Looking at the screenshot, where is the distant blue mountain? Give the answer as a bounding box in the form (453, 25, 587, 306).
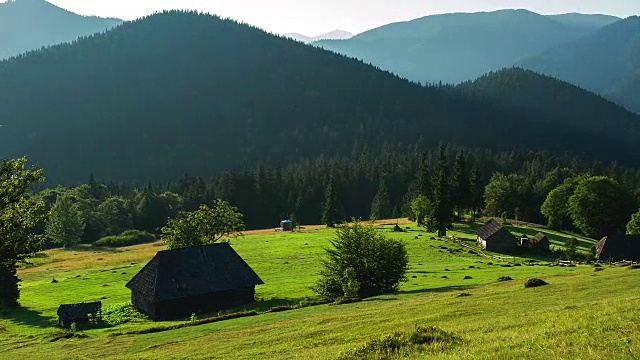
(315, 10, 618, 84)
(0, 0, 122, 59)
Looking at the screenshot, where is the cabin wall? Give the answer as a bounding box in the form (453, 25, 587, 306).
(153, 287, 257, 320)
(132, 290, 155, 318)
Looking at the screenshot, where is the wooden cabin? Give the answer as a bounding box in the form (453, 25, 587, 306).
(57, 302, 102, 328)
(530, 233, 551, 252)
(595, 235, 640, 262)
(126, 243, 264, 320)
(476, 220, 517, 253)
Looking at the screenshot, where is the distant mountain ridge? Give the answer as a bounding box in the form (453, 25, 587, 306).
(285, 29, 353, 43)
(315, 10, 619, 84)
(519, 16, 640, 113)
(0, 0, 122, 59)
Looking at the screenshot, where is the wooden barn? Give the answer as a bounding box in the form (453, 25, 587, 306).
(57, 302, 102, 328)
(531, 233, 551, 252)
(476, 220, 517, 253)
(595, 235, 640, 262)
(126, 243, 264, 320)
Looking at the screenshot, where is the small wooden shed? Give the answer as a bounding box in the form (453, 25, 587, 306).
(126, 243, 264, 320)
(530, 233, 551, 252)
(280, 220, 293, 231)
(476, 220, 517, 253)
(595, 235, 640, 262)
(519, 234, 530, 247)
(57, 302, 102, 328)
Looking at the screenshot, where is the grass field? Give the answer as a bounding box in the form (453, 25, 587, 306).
(2, 220, 638, 359)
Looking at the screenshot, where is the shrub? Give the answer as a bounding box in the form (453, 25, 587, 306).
(103, 303, 148, 325)
(337, 326, 458, 360)
(524, 278, 548, 288)
(313, 221, 408, 301)
(94, 230, 156, 247)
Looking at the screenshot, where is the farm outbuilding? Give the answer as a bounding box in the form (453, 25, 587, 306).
(126, 243, 264, 320)
(519, 234, 530, 247)
(595, 235, 640, 262)
(476, 220, 517, 253)
(57, 302, 102, 328)
(280, 220, 293, 231)
(531, 233, 551, 252)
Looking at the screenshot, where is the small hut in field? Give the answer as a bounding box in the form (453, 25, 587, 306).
(57, 302, 102, 328)
(595, 235, 640, 262)
(530, 233, 551, 252)
(476, 220, 517, 253)
(126, 243, 264, 320)
(280, 220, 293, 231)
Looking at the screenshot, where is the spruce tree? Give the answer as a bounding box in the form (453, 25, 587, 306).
(427, 145, 452, 237)
(370, 178, 391, 221)
(451, 149, 470, 221)
(322, 178, 342, 227)
(469, 162, 483, 220)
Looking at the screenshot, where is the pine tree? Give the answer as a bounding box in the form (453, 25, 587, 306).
(322, 178, 342, 227)
(469, 161, 483, 220)
(427, 145, 452, 237)
(416, 152, 431, 197)
(370, 178, 391, 221)
(451, 149, 470, 221)
(46, 193, 85, 247)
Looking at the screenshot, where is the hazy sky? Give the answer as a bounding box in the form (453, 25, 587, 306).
(18, 0, 640, 35)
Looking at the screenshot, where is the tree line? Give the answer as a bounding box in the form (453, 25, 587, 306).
(4, 145, 640, 307)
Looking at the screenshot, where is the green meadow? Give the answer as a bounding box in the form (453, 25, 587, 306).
(1, 221, 638, 359)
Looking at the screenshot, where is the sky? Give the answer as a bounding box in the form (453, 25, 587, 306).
(13, 0, 640, 35)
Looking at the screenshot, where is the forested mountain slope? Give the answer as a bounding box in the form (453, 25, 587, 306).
(1, 11, 639, 184)
(0, 0, 122, 59)
(315, 10, 612, 84)
(519, 16, 640, 114)
(455, 68, 640, 146)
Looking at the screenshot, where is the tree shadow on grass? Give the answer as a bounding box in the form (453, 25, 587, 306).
(400, 285, 477, 295)
(1, 306, 57, 329)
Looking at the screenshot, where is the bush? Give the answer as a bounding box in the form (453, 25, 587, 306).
(94, 230, 156, 247)
(313, 221, 409, 301)
(337, 326, 458, 360)
(524, 278, 548, 288)
(103, 303, 148, 325)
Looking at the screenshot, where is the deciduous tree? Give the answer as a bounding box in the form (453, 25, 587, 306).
(313, 222, 408, 301)
(46, 193, 85, 247)
(0, 158, 45, 308)
(162, 199, 244, 250)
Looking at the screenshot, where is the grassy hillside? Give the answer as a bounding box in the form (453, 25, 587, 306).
(3, 220, 632, 359)
(0, 0, 122, 60)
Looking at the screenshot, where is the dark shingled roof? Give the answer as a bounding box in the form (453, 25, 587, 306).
(126, 243, 264, 302)
(532, 233, 549, 244)
(57, 302, 101, 319)
(595, 235, 640, 262)
(476, 220, 503, 240)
